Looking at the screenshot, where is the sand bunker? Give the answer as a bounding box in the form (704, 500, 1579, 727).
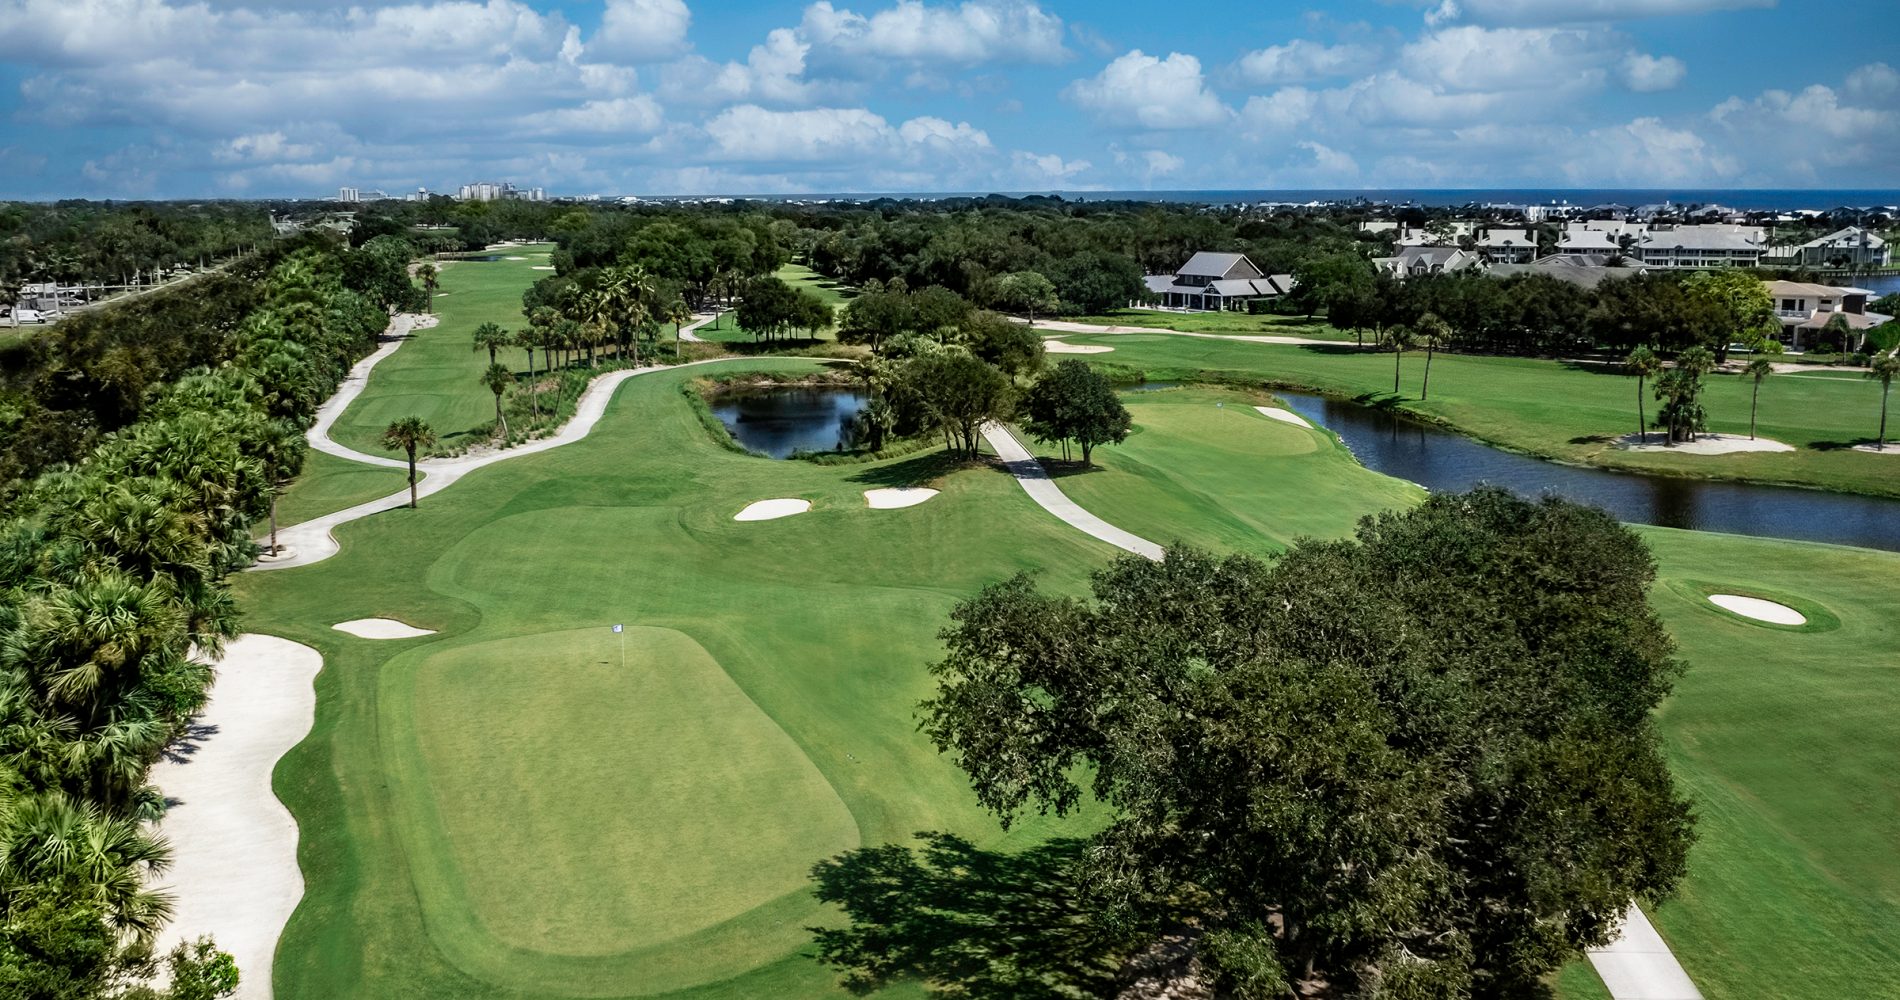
(865, 487, 939, 509)
(1852, 442, 1900, 454)
(505, 256, 527, 260)
(1045, 340, 1114, 354)
(1254, 406, 1310, 428)
(333, 618, 438, 639)
(1617, 433, 1792, 455)
(531, 265, 556, 270)
(1708, 595, 1806, 625)
(735, 498, 811, 521)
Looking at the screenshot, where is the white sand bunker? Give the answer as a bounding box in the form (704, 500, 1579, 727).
(1045, 340, 1114, 354)
(1617, 433, 1792, 455)
(332, 618, 438, 639)
(1708, 595, 1806, 625)
(735, 498, 811, 521)
(865, 487, 939, 509)
(1255, 406, 1310, 428)
(505, 256, 527, 260)
(531, 265, 556, 270)
(1851, 442, 1900, 454)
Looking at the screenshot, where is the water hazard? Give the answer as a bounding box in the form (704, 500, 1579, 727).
(712, 387, 867, 459)
(1272, 391, 1900, 552)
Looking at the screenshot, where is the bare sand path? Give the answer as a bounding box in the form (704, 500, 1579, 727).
(151, 635, 322, 1000)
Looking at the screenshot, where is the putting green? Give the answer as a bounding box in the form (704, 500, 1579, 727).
(1024, 387, 1423, 554)
(391, 625, 856, 963)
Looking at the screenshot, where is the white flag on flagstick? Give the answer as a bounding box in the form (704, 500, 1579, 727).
(612, 624, 623, 633)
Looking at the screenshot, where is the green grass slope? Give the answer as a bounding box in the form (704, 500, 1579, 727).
(1024, 386, 1423, 555)
(234, 354, 1430, 998)
(265, 449, 411, 532)
(329, 247, 553, 457)
(1063, 330, 1900, 498)
(1061, 309, 1356, 341)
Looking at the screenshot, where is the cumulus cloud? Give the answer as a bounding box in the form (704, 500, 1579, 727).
(1008, 150, 1090, 182)
(1620, 52, 1686, 92)
(701, 105, 989, 163)
(1141, 149, 1184, 177)
(1234, 39, 1378, 85)
(799, 0, 1068, 67)
(1565, 116, 1739, 183)
(589, 0, 692, 62)
(1063, 50, 1231, 129)
(1844, 62, 1898, 104)
(1425, 0, 1773, 28)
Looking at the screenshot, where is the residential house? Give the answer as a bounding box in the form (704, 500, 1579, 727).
(1371, 246, 1482, 278)
(1763, 227, 1890, 269)
(1765, 279, 1893, 351)
(1475, 228, 1537, 263)
(1142, 252, 1294, 311)
(1631, 224, 1769, 268)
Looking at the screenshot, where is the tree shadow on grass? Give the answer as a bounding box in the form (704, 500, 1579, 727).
(1035, 457, 1110, 480)
(808, 832, 1139, 999)
(1293, 343, 1369, 357)
(843, 448, 971, 488)
(1810, 438, 1898, 451)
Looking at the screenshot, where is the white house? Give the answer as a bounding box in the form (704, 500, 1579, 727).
(1372, 246, 1482, 278)
(1764, 227, 1890, 269)
(1142, 252, 1294, 311)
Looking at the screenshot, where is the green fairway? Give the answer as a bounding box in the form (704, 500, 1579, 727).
(232, 349, 1421, 998)
(1057, 330, 1900, 499)
(776, 263, 854, 310)
(1636, 527, 1900, 1000)
(265, 449, 411, 531)
(329, 246, 554, 457)
(1061, 308, 1356, 341)
(1023, 386, 1423, 554)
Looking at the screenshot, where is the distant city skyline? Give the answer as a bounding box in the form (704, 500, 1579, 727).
(0, 0, 1895, 198)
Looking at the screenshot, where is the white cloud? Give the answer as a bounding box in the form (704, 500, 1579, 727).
(1063, 50, 1231, 129)
(1009, 150, 1090, 181)
(589, 0, 692, 63)
(1844, 62, 1898, 104)
(1400, 26, 1616, 93)
(1234, 40, 1378, 85)
(1620, 52, 1686, 92)
(1426, 0, 1774, 28)
(1141, 149, 1184, 177)
(1566, 116, 1739, 183)
(215, 132, 317, 162)
(799, 0, 1068, 67)
(700, 105, 990, 163)
(1238, 87, 1319, 134)
(517, 95, 666, 134)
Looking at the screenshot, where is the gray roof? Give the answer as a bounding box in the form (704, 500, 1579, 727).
(1177, 252, 1263, 280)
(1143, 274, 1175, 294)
(1559, 231, 1620, 251)
(1637, 227, 1763, 251)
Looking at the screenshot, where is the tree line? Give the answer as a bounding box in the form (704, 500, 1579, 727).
(0, 231, 416, 997)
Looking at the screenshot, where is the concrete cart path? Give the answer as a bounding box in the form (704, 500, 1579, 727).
(1032, 318, 1341, 346)
(676, 312, 720, 342)
(257, 328, 754, 571)
(151, 634, 323, 1000)
(980, 423, 1165, 562)
(1588, 905, 1705, 1000)
(305, 312, 437, 470)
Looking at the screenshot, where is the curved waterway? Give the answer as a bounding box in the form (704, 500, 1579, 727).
(1273, 391, 1900, 552)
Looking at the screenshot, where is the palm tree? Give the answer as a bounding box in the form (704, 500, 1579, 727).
(1624, 346, 1663, 444)
(1868, 353, 1900, 450)
(1416, 312, 1452, 401)
(665, 300, 693, 359)
(515, 326, 543, 426)
(481, 363, 516, 439)
(416, 263, 438, 314)
(603, 265, 656, 364)
(0, 791, 176, 944)
(381, 415, 436, 508)
(471, 322, 510, 365)
(1382, 325, 1418, 395)
(1740, 355, 1776, 440)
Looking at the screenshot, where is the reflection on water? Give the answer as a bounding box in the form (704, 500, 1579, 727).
(712, 388, 867, 459)
(1278, 391, 1900, 552)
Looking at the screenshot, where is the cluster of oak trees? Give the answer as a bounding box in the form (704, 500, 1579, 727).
(0, 232, 414, 997)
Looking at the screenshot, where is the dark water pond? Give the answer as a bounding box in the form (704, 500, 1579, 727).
(1267, 390, 1900, 552)
(713, 387, 867, 459)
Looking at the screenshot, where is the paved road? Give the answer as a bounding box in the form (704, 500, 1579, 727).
(1588, 905, 1705, 1000)
(980, 422, 1165, 561)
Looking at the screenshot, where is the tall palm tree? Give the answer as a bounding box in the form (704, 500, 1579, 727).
(665, 300, 693, 358)
(1868, 353, 1900, 450)
(515, 326, 543, 426)
(603, 265, 657, 365)
(1624, 346, 1663, 444)
(1740, 355, 1775, 440)
(481, 363, 516, 439)
(381, 416, 436, 507)
(416, 263, 438, 314)
(470, 322, 510, 365)
(1416, 312, 1452, 401)
(1382, 325, 1418, 396)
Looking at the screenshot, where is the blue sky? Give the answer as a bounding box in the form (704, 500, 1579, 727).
(0, 0, 1894, 197)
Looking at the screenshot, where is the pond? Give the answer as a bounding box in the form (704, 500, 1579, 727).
(712, 387, 867, 459)
(1269, 390, 1900, 552)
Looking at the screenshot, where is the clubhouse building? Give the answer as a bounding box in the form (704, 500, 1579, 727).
(1144, 252, 1297, 311)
